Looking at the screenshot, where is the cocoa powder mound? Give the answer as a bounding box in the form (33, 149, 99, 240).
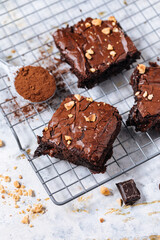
(14, 66, 56, 103)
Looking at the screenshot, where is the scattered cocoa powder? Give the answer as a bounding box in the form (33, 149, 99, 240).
(14, 66, 56, 103)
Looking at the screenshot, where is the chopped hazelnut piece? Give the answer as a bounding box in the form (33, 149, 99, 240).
(19, 175, 23, 179)
(116, 198, 123, 207)
(86, 97, 93, 102)
(137, 64, 146, 74)
(92, 18, 102, 26)
(74, 94, 81, 101)
(100, 186, 110, 196)
(13, 166, 17, 170)
(15, 204, 19, 208)
(1, 189, 5, 194)
(85, 22, 91, 28)
(31, 203, 43, 213)
(65, 135, 72, 141)
(21, 185, 25, 189)
(148, 94, 153, 100)
(108, 16, 116, 22)
(84, 114, 96, 122)
(28, 189, 34, 197)
(86, 48, 94, 55)
(4, 176, 11, 182)
(30, 224, 34, 228)
(78, 126, 81, 129)
(85, 52, 92, 60)
(143, 91, 148, 98)
(110, 51, 116, 57)
(2, 195, 5, 199)
(135, 91, 140, 96)
(44, 126, 48, 131)
(100, 218, 105, 223)
(113, 27, 118, 32)
(101, 27, 110, 35)
(112, 22, 116, 26)
(21, 215, 30, 224)
(67, 140, 71, 145)
(90, 68, 96, 73)
(107, 44, 113, 50)
(0, 185, 4, 190)
(14, 181, 21, 188)
(64, 101, 75, 111)
(18, 189, 23, 196)
(0, 140, 3, 147)
(13, 194, 20, 202)
(68, 114, 73, 118)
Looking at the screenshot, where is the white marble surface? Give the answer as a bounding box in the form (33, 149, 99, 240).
(0, 0, 160, 239)
(1, 111, 160, 240)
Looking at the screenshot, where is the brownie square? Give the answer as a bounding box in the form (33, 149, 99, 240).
(34, 94, 121, 173)
(53, 16, 140, 89)
(127, 63, 160, 132)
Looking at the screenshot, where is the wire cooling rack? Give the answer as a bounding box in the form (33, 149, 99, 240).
(0, 0, 160, 205)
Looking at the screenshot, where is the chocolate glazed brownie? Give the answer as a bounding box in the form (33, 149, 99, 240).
(127, 63, 160, 132)
(53, 16, 140, 89)
(34, 95, 122, 173)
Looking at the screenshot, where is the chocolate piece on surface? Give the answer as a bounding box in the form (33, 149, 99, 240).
(53, 17, 140, 89)
(34, 95, 121, 173)
(127, 63, 160, 132)
(116, 179, 141, 205)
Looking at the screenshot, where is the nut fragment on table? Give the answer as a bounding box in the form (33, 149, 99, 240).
(4, 176, 11, 182)
(100, 186, 111, 196)
(0, 140, 3, 147)
(31, 203, 44, 213)
(28, 189, 34, 197)
(100, 218, 105, 223)
(21, 215, 30, 224)
(14, 181, 21, 188)
(116, 198, 123, 207)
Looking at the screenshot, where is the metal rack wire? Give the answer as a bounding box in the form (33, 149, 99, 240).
(0, 0, 160, 205)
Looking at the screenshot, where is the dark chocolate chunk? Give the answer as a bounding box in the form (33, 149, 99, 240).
(34, 94, 122, 173)
(116, 179, 140, 205)
(126, 63, 160, 132)
(53, 17, 140, 89)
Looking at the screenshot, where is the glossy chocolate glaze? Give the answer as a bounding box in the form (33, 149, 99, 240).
(53, 17, 140, 88)
(127, 64, 160, 131)
(34, 95, 121, 173)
